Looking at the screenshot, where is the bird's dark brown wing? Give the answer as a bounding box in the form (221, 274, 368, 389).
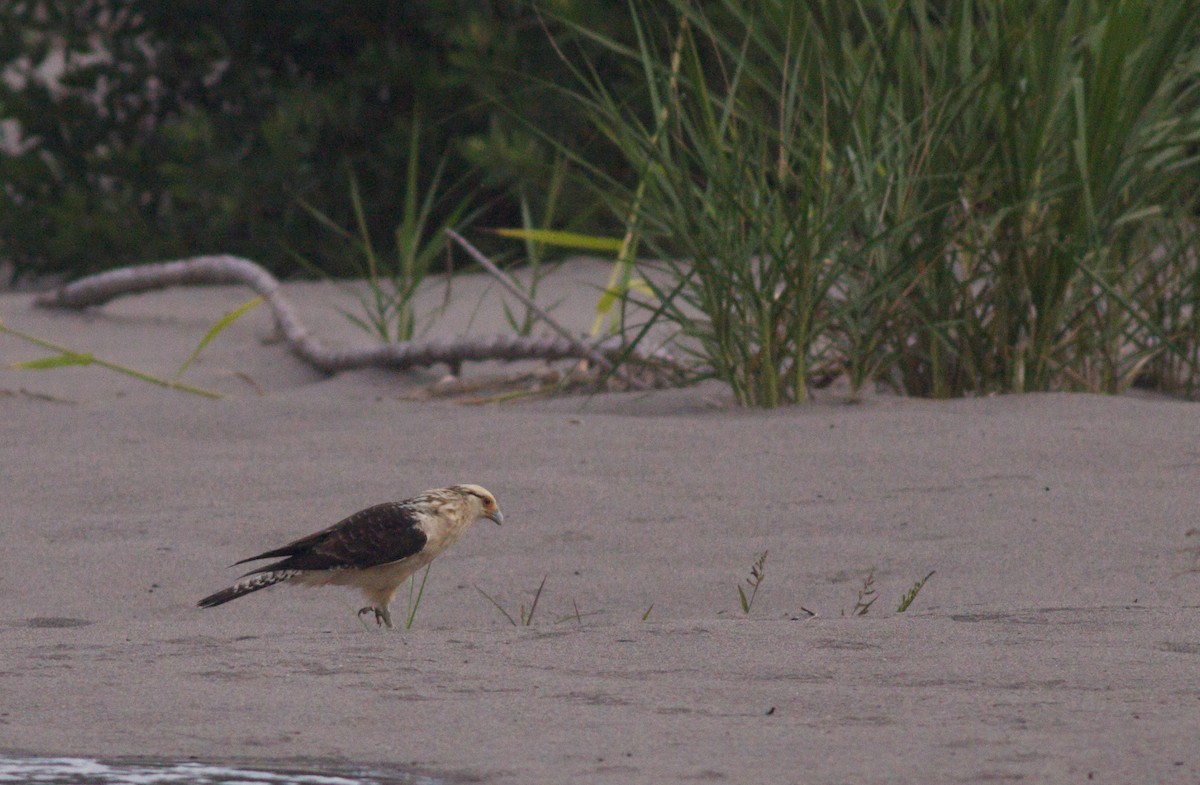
(236, 501, 428, 574)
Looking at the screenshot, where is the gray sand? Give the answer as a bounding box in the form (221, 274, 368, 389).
(2, 264, 1198, 783)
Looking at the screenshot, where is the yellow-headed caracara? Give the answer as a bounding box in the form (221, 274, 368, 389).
(198, 484, 503, 628)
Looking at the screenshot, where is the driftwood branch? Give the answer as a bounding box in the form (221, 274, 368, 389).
(33, 255, 671, 378)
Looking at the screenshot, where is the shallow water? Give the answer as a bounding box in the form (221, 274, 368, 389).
(0, 756, 439, 785)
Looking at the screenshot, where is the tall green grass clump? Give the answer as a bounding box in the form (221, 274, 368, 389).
(881, 0, 1200, 397)
(552, 0, 1200, 405)
(560, 4, 868, 405)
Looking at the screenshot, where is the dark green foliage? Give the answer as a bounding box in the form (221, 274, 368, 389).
(0, 0, 632, 280)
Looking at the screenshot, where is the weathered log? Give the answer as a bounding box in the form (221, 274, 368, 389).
(33, 255, 671, 381)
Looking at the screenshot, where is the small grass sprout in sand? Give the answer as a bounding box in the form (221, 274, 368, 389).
(737, 550, 769, 615)
(848, 568, 878, 616)
(896, 570, 936, 613)
(476, 575, 547, 627)
(840, 567, 935, 616)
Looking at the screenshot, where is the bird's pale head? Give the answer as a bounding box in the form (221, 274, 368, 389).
(451, 484, 504, 526)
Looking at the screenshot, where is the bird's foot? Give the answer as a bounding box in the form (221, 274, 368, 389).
(357, 606, 394, 629)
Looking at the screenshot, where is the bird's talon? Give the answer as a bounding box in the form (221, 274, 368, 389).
(357, 606, 384, 626)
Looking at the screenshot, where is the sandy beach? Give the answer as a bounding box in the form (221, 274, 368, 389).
(2, 261, 1198, 784)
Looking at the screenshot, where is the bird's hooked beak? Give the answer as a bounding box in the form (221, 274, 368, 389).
(486, 510, 504, 526)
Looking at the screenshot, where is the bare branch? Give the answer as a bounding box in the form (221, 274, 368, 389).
(33, 255, 670, 379)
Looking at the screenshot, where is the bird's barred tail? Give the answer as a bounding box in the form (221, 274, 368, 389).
(197, 570, 299, 609)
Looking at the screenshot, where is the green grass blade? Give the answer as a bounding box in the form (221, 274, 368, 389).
(10, 352, 94, 369)
(405, 564, 432, 629)
(523, 575, 548, 626)
(474, 584, 518, 626)
(175, 296, 264, 380)
(490, 227, 623, 252)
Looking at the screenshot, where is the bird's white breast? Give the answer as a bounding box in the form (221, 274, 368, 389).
(415, 502, 471, 556)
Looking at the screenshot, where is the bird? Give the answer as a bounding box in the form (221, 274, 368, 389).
(198, 484, 503, 628)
